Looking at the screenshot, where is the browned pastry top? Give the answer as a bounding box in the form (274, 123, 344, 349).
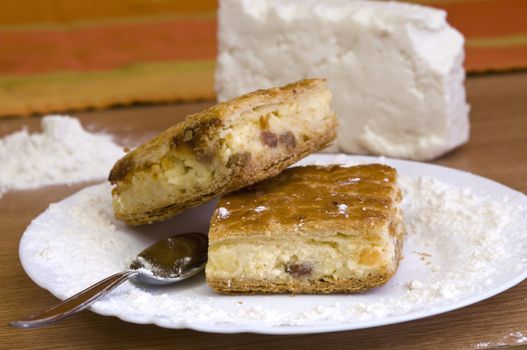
(210, 164, 400, 241)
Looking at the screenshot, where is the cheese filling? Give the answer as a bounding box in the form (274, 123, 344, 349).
(206, 232, 397, 282)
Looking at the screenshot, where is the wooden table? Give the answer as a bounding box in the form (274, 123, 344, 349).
(1, 72, 527, 349)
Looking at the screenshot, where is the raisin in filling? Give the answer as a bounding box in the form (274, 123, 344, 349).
(285, 262, 313, 277)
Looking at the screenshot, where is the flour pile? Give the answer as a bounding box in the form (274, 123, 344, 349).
(0, 116, 124, 197)
(22, 155, 527, 329)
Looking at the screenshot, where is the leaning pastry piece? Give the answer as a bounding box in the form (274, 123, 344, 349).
(206, 164, 405, 294)
(109, 79, 337, 225)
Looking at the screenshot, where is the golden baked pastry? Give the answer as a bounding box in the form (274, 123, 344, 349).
(109, 79, 337, 225)
(206, 164, 405, 294)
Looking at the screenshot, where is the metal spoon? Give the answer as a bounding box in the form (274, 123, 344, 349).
(11, 232, 208, 328)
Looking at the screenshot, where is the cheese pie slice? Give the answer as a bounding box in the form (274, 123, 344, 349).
(109, 79, 337, 225)
(206, 164, 405, 294)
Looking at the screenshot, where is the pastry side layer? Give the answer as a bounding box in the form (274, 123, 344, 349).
(109, 79, 337, 225)
(206, 164, 405, 294)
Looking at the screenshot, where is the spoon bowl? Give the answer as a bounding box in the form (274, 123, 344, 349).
(131, 232, 208, 285)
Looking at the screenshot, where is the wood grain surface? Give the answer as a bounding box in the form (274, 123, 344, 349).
(1, 72, 527, 349)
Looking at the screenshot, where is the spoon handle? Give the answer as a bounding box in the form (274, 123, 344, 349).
(10, 270, 138, 328)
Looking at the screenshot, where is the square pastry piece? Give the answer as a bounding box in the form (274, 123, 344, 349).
(109, 79, 336, 225)
(206, 164, 405, 294)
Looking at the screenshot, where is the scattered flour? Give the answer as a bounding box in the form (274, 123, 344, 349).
(0, 116, 124, 198)
(337, 203, 348, 216)
(217, 207, 230, 219)
(473, 331, 527, 348)
(254, 206, 267, 213)
(21, 157, 527, 330)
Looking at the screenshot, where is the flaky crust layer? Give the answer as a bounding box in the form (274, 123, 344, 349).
(207, 273, 392, 294)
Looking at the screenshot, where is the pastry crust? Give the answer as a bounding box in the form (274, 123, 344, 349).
(207, 273, 392, 295)
(109, 79, 337, 225)
(206, 164, 405, 294)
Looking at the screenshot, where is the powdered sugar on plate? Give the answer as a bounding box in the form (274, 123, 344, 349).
(0, 115, 124, 198)
(18, 154, 527, 334)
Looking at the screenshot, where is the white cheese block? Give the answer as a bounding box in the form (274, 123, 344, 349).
(215, 0, 470, 160)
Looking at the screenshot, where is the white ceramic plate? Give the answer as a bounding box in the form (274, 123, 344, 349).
(19, 154, 527, 334)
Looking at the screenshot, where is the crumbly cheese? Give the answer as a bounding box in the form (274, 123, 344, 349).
(216, 0, 470, 160)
